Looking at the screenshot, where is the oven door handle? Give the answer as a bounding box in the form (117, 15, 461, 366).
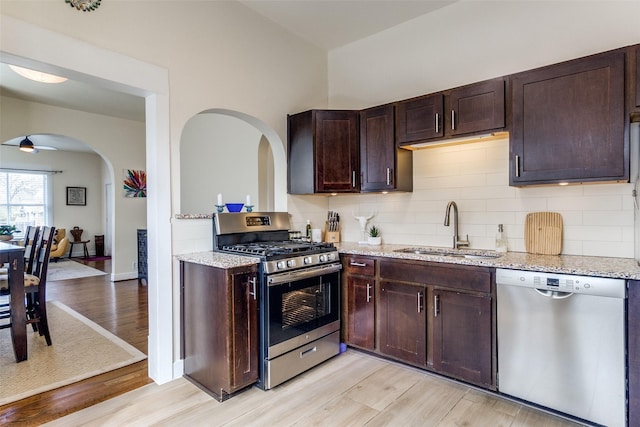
(268, 263, 342, 286)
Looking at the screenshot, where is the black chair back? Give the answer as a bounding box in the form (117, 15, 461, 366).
(24, 226, 40, 275)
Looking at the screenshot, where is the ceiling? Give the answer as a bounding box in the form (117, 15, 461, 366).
(0, 0, 456, 152)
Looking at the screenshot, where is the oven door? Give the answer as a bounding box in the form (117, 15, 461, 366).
(266, 263, 341, 359)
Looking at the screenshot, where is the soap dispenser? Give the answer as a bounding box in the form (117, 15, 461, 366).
(495, 224, 508, 253)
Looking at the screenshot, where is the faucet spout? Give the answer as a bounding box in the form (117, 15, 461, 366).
(444, 201, 469, 249)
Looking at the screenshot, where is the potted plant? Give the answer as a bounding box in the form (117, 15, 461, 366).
(367, 225, 382, 245)
(0, 225, 18, 242)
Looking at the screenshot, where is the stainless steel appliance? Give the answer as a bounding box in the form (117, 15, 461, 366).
(496, 268, 627, 427)
(214, 212, 341, 390)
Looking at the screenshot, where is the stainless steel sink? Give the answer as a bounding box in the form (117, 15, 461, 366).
(394, 247, 501, 259)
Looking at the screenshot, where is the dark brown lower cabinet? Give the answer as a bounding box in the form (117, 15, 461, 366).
(629, 280, 640, 425)
(379, 281, 427, 367)
(432, 289, 492, 387)
(346, 276, 375, 350)
(181, 261, 259, 401)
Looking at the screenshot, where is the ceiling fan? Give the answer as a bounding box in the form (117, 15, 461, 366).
(16, 135, 57, 154)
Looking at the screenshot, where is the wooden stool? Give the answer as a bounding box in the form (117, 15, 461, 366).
(69, 240, 90, 258)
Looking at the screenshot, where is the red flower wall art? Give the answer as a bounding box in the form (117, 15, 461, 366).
(124, 169, 147, 198)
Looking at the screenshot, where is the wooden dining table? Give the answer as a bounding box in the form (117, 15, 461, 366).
(0, 241, 26, 362)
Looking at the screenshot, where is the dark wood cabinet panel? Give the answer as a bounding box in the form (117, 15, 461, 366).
(635, 45, 640, 110)
(288, 110, 359, 194)
(629, 281, 640, 426)
(432, 290, 492, 387)
(379, 281, 427, 367)
(346, 276, 375, 350)
(396, 93, 444, 144)
(448, 78, 505, 136)
(360, 105, 412, 192)
(181, 261, 258, 401)
(510, 49, 627, 185)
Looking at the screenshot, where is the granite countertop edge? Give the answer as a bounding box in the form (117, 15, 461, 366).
(174, 243, 640, 280)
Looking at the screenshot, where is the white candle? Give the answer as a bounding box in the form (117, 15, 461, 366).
(246, 195, 251, 206)
(217, 193, 222, 205)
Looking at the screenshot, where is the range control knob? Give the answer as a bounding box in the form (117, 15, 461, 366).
(303, 256, 312, 265)
(326, 253, 335, 261)
(286, 259, 295, 268)
(319, 254, 327, 262)
(276, 261, 286, 270)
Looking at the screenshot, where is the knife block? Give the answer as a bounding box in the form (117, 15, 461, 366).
(324, 222, 340, 243)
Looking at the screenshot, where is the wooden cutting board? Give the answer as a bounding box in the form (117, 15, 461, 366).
(525, 212, 563, 255)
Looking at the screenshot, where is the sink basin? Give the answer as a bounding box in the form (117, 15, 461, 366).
(394, 247, 501, 259)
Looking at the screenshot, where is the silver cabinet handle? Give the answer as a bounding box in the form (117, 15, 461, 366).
(352, 170, 356, 187)
(349, 262, 367, 267)
(451, 110, 456, 131)
(435, 113, 439, 134)
(386, 168, 391, 186)
(300, 346, 317, 358)
(434, 294, 439, 317)
(417, 291, 423, 313)
(366, 283, 372, 303)
(249, 277, 257, 300)
(515, 155, 521, 177)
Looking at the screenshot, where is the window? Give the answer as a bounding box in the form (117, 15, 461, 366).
(0, 171, 51, 234)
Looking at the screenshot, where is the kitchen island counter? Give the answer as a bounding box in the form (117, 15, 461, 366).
(337, 242, 640, 280)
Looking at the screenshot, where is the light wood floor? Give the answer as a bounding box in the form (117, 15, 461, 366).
(3, 259, 582, 426)
(44, 350, 582, 427)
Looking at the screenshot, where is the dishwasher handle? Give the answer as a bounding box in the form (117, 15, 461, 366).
(534, 288, 574, 299)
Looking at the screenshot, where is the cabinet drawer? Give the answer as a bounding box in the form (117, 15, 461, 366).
(380, 260, 491, 293)
(344, 256, 375, 276)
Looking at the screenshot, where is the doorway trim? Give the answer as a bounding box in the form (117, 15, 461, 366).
(1, 15, 174, 383)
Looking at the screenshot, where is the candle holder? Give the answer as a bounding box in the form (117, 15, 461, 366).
(245, 205, 254, 213)
(215, 205, 225, 213)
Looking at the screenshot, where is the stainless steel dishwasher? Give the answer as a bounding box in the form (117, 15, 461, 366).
(496, 268, 627, 427)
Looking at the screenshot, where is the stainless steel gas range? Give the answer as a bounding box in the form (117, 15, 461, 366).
(213, 212, 341, 390)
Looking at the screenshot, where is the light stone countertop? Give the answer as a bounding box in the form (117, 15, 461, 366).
(176, 251, 260, 269)
(175, 242, 640, 280)
(337, 242, 640, 280)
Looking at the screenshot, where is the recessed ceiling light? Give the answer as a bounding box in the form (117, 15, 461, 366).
(8, 65, 68, 84)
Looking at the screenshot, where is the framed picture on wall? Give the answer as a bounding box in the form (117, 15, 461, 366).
(66, 186, 86, 206)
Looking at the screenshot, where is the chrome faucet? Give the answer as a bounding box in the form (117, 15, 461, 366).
(444, 201, 469, 249)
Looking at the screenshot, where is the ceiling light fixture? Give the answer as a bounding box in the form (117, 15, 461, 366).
(65, 0, 101, 12)
(8, 65, 68, 84)
(19, 136, 35, 153)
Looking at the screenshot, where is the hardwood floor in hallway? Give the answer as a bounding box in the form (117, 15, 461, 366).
(0, 259, 152, 426)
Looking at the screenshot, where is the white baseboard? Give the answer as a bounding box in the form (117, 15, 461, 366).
(111, 271, 139, 282)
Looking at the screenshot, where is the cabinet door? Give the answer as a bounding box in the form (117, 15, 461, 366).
(449, 78, 505, 136)
(635, 45, 640, 110)
(360, 105, 395, 192)
(432, 290, 492, 387)
(510, 50, 626, 185)
(396, 93, 444, 144)
(346, 276, 375, 350)
(629, 280, 640, 426)
(230, 271, 259, 390)
(315, 110, 359, 192)
(379, 281, 427, 366)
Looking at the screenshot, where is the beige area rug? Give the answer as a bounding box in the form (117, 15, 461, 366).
(0, 301, 147, 406)
(47, 259, 106, 281)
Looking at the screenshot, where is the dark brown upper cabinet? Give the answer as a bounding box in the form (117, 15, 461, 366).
(447, 78, 505, 136)
(396, 93, 444, 144)
(633, 45, 640, 114)
(396, 78, 505, 146)
(510, 49, 627, 186)
(288, 110, 359, 194)
(360, 105, 412, 192)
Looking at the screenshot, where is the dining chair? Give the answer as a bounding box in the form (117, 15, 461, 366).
(24, 226, 56, 345)
(0, 226, 55, 346)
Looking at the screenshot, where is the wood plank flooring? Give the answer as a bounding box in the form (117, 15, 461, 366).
(44, 351, 582, 427)
(0, 259, 152, 426)
(3, 258, 583, 426)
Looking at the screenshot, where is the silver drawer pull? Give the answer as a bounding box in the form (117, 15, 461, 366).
(349, 262, 367, 267)
(300, 346, 317, 358)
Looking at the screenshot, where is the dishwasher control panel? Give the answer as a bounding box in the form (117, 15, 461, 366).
(496, 268, 626, 299)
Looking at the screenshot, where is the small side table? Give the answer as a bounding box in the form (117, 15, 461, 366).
(69, 240, 90, 258)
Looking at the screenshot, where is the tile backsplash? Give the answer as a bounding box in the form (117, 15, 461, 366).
(287, 137, 637, 259)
